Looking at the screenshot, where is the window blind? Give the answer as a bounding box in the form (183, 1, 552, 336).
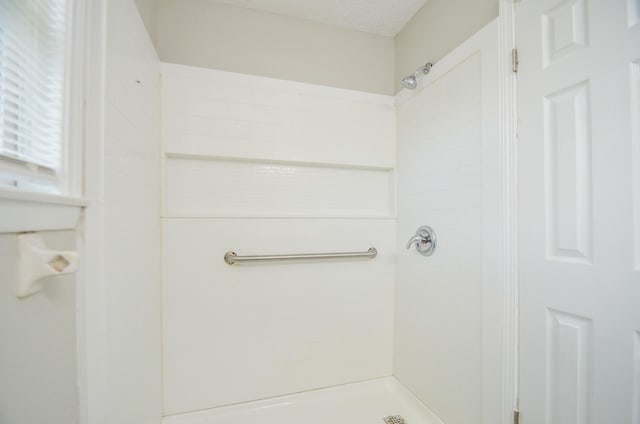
(0, 0, 68, 185)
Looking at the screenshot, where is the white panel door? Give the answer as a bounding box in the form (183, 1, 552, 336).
(517, 0, 640, 423)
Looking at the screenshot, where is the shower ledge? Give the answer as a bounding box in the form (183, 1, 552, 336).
(163, 377, 444, 424)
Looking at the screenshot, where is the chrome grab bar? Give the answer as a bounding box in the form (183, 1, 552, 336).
(224, 247, 377, 265)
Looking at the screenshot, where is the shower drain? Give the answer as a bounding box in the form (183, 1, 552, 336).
(383, 415, 406, 424)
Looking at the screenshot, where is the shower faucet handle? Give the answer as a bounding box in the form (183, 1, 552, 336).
(406, 225, 437, 256)
(405, 235, 424, 249)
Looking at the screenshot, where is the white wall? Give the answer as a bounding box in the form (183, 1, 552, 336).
(161, 64, 396, 415)
(103, 0, 162, 422)
(394, 0, 498, 93)
(394, 21, 499, 424)
(156, 0, 395, 95)
(0, 231, 78, 424)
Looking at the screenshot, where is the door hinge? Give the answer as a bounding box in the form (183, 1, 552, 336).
(514, 409, 520, 424)
(512, 48, 519, 73)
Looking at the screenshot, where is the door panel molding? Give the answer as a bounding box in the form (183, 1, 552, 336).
(543, 80, 593, 264)
(546, 309, 592, 424)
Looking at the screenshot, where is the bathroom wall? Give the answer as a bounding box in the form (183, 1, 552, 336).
(134, 0, 157, 45)
(0, 231, 78, 424)
(394, 0, 498, 93)
(161, 63, 396, 415)
(155, 0, 395, 95)
(102, 0, 162, 422)
(394, 21, 499, 424)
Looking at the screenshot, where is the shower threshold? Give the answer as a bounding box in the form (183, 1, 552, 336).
(162, 377, 444, 424)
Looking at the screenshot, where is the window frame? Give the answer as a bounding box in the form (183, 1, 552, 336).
(0, 0, 88, 233)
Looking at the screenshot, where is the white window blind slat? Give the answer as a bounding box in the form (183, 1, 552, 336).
(1, 87, 62, 128)
(1, 96, 64, 126)
(0, 122, 60, 149)
(0, 107, 56, 139)
(0, 0, 68, 188)
(0, 38, 65, 107)
(1, 35, 66, 89)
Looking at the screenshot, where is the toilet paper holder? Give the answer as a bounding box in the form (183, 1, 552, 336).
(16, 233, 78, 298)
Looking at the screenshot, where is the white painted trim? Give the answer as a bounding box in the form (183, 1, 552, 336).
(496, 1, 519, 423)
(0, 188, 85, 233)
(76, 0, 108, 423)
(479, 18, 503, 424)
(63, 0, 87, 198)
(0, 187, 86, 206)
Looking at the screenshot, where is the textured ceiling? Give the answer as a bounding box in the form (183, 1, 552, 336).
(206, 0, 427, 36)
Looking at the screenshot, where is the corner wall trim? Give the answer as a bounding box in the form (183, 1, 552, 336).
(496, 1, 519, 423)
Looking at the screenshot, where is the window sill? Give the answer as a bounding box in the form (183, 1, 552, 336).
(0, 187, 87, 233)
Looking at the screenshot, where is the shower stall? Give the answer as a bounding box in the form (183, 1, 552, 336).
(152, 10, 502, 424)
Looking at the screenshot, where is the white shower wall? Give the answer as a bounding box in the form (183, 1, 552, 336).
(394, 22, 499, 424)
(396, 53, 483, 424)
(160, 64, 397, 415)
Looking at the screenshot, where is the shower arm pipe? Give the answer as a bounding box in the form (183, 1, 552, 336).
(224, 247, 377, 265)
(415, 62, 433, 75)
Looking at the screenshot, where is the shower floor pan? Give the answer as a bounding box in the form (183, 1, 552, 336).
(163, 377, 444, 424)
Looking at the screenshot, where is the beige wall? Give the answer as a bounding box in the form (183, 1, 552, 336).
(134, 0, 157, 45)
(142, 0, 498, 95)
(394, 0, 498, 92)
(155, 0, 395, 95)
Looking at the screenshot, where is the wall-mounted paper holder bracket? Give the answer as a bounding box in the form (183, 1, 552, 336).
(16, 233, 79, 298)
